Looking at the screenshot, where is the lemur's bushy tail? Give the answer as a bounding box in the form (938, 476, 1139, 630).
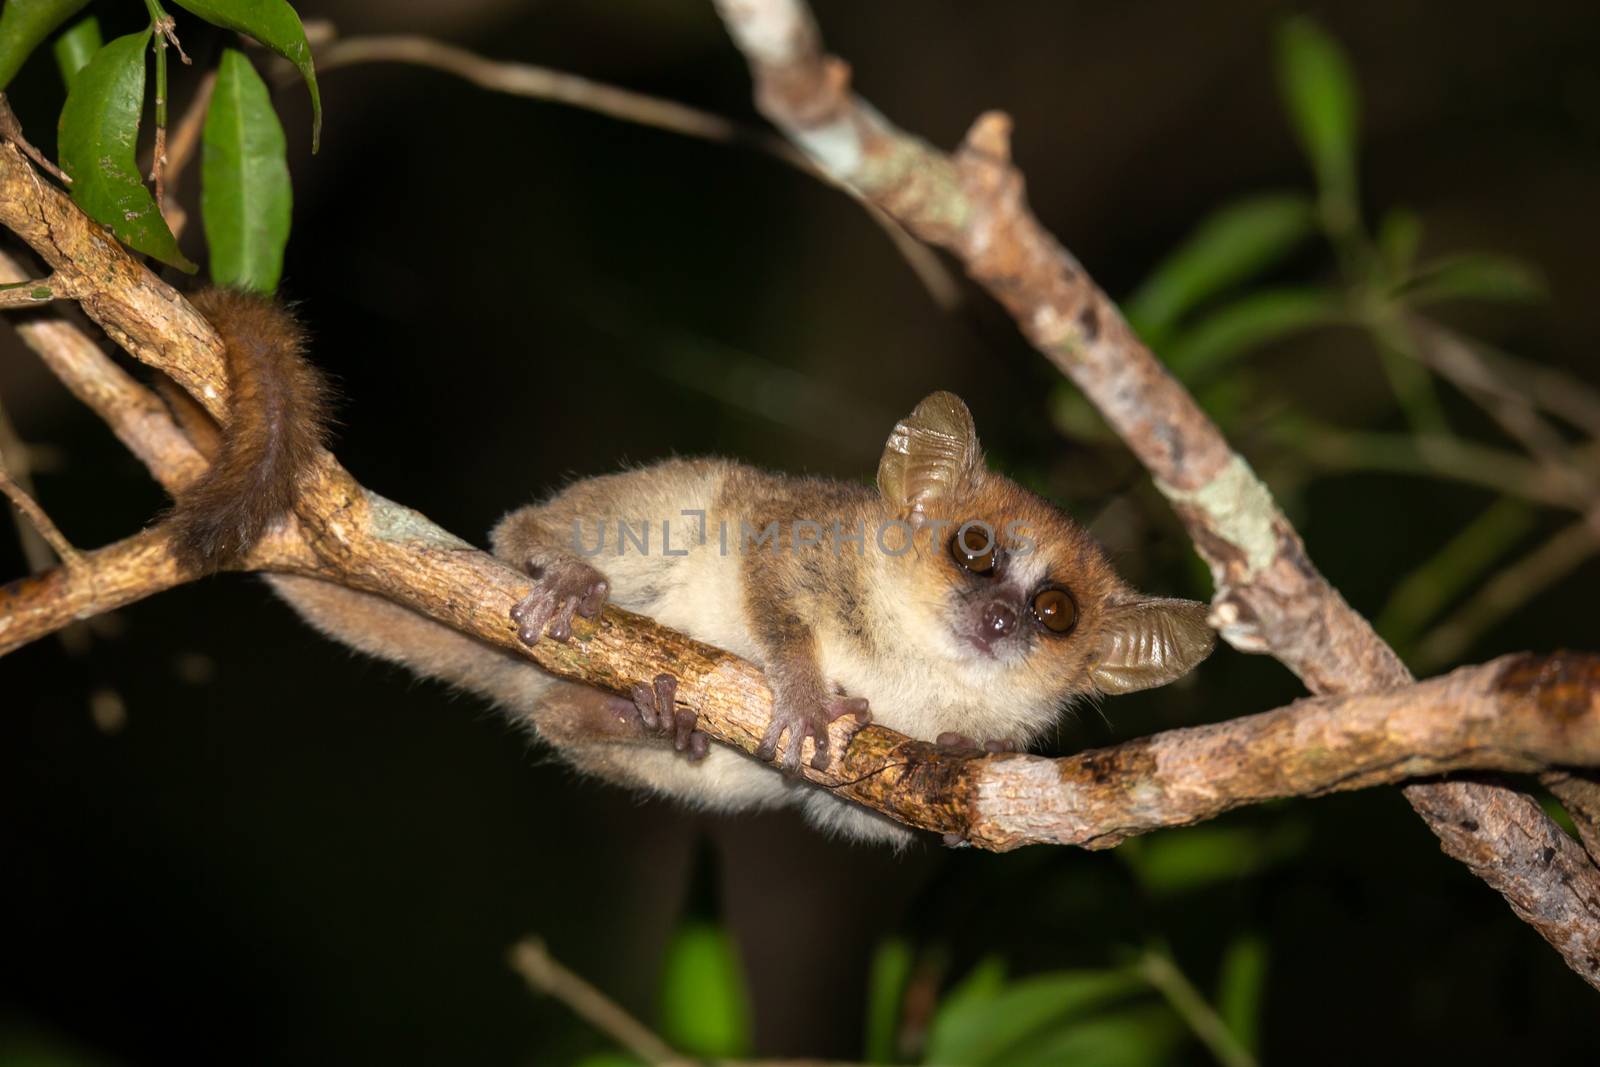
(166, 288, 331, 571)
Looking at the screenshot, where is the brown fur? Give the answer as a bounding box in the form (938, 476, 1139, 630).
(165, 288, 330, 571)
(270, 393, 1213, 845)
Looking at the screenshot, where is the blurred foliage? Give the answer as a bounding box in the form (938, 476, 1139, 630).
(656, 921, 752, 1059)
(2, 4, 1598, 1066)
(48, 13, 98, 90)
(567, 923, 1254, 1066)
(1117, 820, 1310, 899)
(864, 937, 913, 1063)
(1053, 12, 1581, 675)
(0, 0, 90, 87)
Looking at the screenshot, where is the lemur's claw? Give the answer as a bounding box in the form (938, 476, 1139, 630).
(510, 558, 609, 644)
(630, 672, 709, 762)
(759, 695, 871, 773)
(935, 732, 1017, 755)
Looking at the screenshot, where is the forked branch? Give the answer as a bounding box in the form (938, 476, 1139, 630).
(708, 0, 1600, 987)
(2, 1, 1599, 990)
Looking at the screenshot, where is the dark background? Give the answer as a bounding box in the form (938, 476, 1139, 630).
(3, 0, 1600, 1063)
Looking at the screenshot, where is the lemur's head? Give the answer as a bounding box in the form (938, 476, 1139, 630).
(872, 391, 1214, 701)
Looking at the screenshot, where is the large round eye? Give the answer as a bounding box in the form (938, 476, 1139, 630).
(949, 523, 998, 576)
(1031, 585, 1078, 634)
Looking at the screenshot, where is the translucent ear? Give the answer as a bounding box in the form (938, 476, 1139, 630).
(876, 391, 982, 519)
(1090, 598, 1215, 695)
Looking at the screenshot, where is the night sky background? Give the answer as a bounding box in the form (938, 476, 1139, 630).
(3, 1, 1600, 1063)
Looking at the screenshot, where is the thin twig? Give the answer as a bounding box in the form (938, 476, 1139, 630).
(165, 69, 214, 186)
(140, 0, 191, 211)
(306, 34, 961, 310)
(162, 68, 216, 238)
(0, 245, 205, 491)
(0, 92, 69, 185)
(0, 456, 79, 566)
(0, 275, 76, 308)
(315, 35, 775, 148)
(1403, 315, 1592, 490)
(1139, 949, 1257, 1067)
(1415, 516, 1600, 671)
(1410, 315, 1600, 442)
(0, 400, 56, 574)
(508, 938, 690, 1067)
(1376, 496, 1536, 647)
(1292, 426, 1590, 512)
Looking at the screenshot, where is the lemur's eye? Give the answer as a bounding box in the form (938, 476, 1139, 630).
(949, 523, 998, 576)
(1031, 585, 1078, 635)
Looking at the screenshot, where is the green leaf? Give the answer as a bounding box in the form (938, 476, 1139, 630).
(925, 968, 1147, 1066)
(1164, 287, 1345, 383)
(170, 0, 321, 150)
(1376, 496, 1536, 647)
(657, 922, 751, 1059)
(1377, 207, 1422, 280)
(1125, 193, 1317, 340)
(51, 13, 100, 91)
(863, 938, 912, 1064)
(990, 1004, 1184, 1067)
(202, 48, 291, 292)
(1276, 16, 1359, 217)
(1540, 792, 1579, 837)
(0, 0, 89, 87)
(57, 31, 196, 272)
(932, 956, 1006, 1016)
(570, 1057, 644, 1067)
(1400, 252, 1546, 305)
(1194, 373, 1253, 429)
(1215, 933, 1268, 1056)
(1120, 822, 1310, 897)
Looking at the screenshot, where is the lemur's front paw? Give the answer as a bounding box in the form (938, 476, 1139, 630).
(935, 732, 1018, 755)
(510, 558, 609, 643)
(630, 672, 709, 762)
(757, 694, 871, 773)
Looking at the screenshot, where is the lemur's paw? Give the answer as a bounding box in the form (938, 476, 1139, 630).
(630, 672, 709, 762)
(510, 558, 609, 643)
(935, 732, 1018, 755)
(757, 694, 871, 773)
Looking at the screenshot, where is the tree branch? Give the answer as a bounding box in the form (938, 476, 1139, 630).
(4, 139, 1598, 859)
(509, 939, 691, 1067)
(306, 33, 961, 311)
(1545, 771, 1600, 865)
(6, 510, 1600, 858)
(707, 0, 1600, 988)
(0, 274, 79, 308)
(0, 451, 78, 565)
(5, 3, 1600, 986)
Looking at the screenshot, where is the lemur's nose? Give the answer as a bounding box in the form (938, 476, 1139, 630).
(981, 601, 1018, 638)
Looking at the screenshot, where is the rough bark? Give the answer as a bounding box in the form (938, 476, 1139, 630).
(709, 0, 1600, 987)
(4, 1, 1600, 982)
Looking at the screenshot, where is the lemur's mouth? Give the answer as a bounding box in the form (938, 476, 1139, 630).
(963, 633, 999, 658)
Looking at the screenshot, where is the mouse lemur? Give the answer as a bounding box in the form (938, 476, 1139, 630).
(171, 289, 1212, 846)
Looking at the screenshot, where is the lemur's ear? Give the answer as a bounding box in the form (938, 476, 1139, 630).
(1090, 598, 1215, 695)
(877, 391, 982, 522)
